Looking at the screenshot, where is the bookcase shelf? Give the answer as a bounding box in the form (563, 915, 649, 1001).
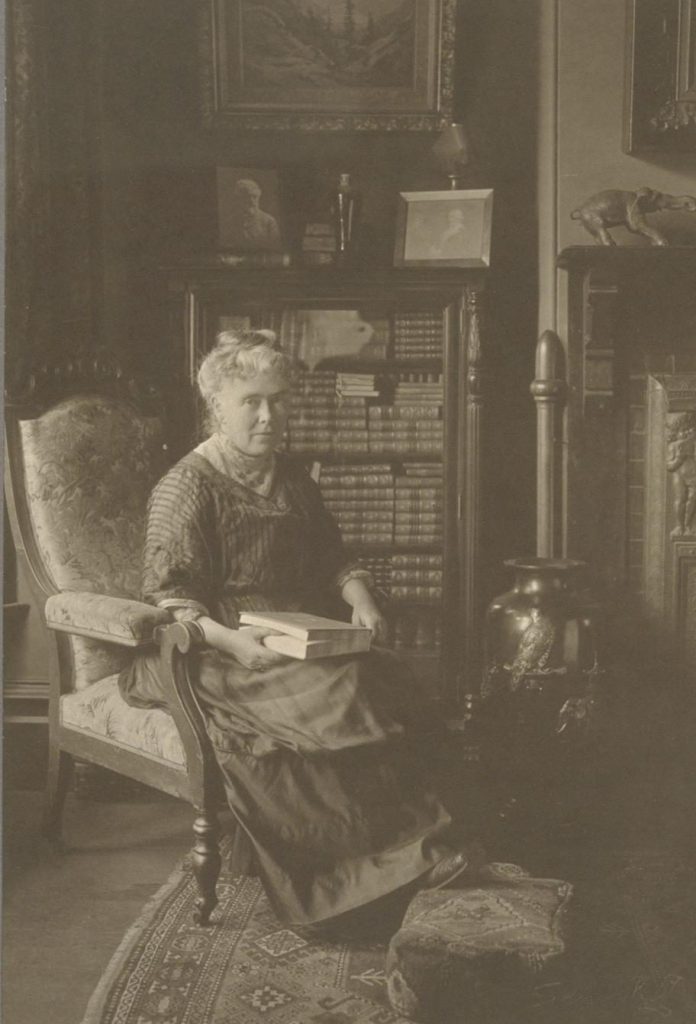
(290, 453, 443, 465)
(166, 263, 487, 700)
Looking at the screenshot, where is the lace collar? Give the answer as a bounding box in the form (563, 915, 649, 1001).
(194, 433, 277, 497)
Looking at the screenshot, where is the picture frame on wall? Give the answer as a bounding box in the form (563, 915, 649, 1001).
(624, 0, 696, 153)
(393, 189, 494, 269)
(217, 166, 284, 251)
(199, 0, 456, 131)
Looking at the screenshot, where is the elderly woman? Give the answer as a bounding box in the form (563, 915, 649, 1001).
(119, 330, 477, 928)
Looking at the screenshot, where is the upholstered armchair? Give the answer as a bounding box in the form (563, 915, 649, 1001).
(4, 360, 221, 924)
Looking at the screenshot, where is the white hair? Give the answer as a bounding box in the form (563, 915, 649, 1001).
(197, 330, 294, 433)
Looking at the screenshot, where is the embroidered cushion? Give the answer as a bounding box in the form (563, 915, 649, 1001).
(386, 867, 574, 1023)
(60, 674, 186, 767)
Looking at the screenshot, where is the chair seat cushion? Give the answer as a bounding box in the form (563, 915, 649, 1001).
(60, 675, 185, 767)
(386, 868, 574, 1023)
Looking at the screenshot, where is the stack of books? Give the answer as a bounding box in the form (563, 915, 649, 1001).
(367, 382, 443, 454)
(358, 551, 443, 605)
(287, 371, 336, 452)
(330, 375, 378, 454)
(393, 468, 443, 546)
(238, 611, 371, 660)
(301, 223, 336, 266)
(334, 396, 370, 455)
(319, 463, 395, 547)
(366, 405, 442, 458)
(336, 373, 378, 398)
(393, 313, 443, 361)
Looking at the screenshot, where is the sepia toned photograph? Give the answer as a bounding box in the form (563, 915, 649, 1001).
(5, 2, 696, 1024)
(395, 189, 494, 267)
(217, 167, 283, 251)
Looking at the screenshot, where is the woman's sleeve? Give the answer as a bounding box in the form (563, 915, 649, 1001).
(142, 466, 215, 616)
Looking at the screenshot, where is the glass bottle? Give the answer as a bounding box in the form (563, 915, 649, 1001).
(332, 173, 360, 262)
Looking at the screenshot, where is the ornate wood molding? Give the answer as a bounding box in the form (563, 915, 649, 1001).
(531, 331, 566, 558)
(5, 352, 163, 420)
(460, 283, 485, 693)
(645, 373, 696, 665)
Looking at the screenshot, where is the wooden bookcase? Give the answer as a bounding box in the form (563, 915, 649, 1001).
(165, 264, 488, 701)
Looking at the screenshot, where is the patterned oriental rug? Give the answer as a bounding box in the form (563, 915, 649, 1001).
(81, 838, 409, 1024)
(81, 840, 696, 1024)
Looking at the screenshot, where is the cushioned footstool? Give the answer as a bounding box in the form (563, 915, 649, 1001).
(386, 865, 575, 1024)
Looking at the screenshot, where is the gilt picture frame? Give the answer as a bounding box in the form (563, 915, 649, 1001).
(199, 0, 456, 131)
(394, 189, 494, 269)
(624, 0, 696, 153)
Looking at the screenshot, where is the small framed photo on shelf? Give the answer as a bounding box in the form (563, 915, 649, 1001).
(393, 189, 493, 269)
(217, 167, 284, 251)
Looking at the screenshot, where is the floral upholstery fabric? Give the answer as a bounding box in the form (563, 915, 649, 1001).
(60, 674, 186, 767)
(20, 395, 170, 689)
(21, 396, 168, 596)
(45, 591, 171, 645)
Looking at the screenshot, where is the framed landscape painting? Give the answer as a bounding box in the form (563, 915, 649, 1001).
(199, 0, 456, 131)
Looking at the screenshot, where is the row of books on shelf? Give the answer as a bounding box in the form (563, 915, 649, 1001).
(288, 370, 444, 454)
(360, 551, 443, 604)
(390, 610, 443, 652)
(318, 462, 443, 547)
(393, 313, 443, 360)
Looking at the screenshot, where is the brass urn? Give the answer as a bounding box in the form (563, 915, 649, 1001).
(481, 557, 603, 839)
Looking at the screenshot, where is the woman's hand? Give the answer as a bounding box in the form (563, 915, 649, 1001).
(351, 599, 388, 644)
(341, 577, 388, 644)
(228, 627, 291, 671)
(198, 618, 289, 671)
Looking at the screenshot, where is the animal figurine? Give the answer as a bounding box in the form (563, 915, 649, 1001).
(571, 187, 696, 246)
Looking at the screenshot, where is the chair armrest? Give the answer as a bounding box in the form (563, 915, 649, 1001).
(45, 591, 172, 647)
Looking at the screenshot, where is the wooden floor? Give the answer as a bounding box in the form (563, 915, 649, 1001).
(4, 684, 696, 1024)
(3, 772, 195, 1024)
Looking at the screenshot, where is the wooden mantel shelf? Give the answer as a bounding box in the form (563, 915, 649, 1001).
(557, 245, 696, 271)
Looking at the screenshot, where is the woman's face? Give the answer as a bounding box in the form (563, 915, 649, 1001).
(213, 370, 290, 456)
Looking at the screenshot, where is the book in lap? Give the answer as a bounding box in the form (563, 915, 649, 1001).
(238, 611, 372, 660)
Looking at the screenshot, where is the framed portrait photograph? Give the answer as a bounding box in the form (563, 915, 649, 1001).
(217, 166, 283, 251)
(624, 0, 696, 153)
(394, 189, 494, 269)
(200, 0, 456, 131)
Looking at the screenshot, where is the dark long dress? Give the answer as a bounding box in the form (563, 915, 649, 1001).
(119, 451, 455, 925)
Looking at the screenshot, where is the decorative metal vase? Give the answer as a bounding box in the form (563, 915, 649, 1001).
(332, 173, 360, 262)
(481, 558, 604, 838)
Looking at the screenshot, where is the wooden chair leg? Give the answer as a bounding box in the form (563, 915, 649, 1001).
(43, 748, 74, 845)
(191, 812, 221, 926)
